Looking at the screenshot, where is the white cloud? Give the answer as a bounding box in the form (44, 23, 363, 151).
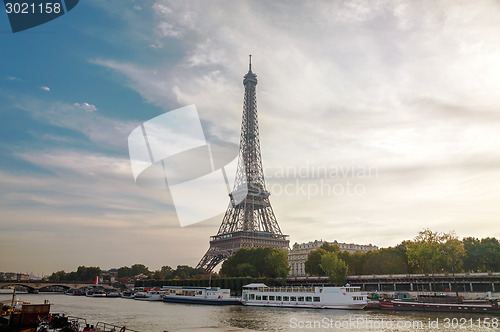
(40, 86, 50, 91)
(73, 102, 97, 112)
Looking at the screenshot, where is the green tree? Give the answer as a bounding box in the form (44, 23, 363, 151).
(344, 251, 365, 275)
(220, 247, 289, 279)
(130, 264, 150, 276)
(407, 229, 445, 273)
(463, 237, 500, 272)
(48, 270, 67, 282)
(265, 250, 290, 279)
(160, 266, 174, 279)
(76, 266, 101, 282)
(235, 263, 257, 277)
(172, 265, 204, 279)
(441, 233, 465, 273)
(117, 266, 133, 278)
(304, 248, 327, 276)
(479, 238, 500, 271)
(320, 252, 348, 286)
(320, 242, 340, 253)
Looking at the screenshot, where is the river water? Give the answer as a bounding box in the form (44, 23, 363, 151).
(3, 293, 499, 331)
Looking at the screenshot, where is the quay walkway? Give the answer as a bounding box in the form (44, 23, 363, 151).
(288, 272, 500, 293)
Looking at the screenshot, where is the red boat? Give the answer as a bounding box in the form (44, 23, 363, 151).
(379, 295, 500, 313)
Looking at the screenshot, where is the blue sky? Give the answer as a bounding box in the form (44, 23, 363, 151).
(1, 0, 500, 275)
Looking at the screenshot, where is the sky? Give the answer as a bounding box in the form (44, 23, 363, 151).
(1, 0, 500, 276)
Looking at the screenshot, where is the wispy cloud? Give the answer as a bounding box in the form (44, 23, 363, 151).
(40, 86, 50, 92)
(73, 102, 97, 112)
(12, 96, 137, 150)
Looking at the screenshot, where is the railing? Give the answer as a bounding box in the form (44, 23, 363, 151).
(211, 231, 289, 242)
(95, 322, 140, 332)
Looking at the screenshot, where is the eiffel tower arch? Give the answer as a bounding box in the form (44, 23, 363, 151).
(197, 57, 289, 272)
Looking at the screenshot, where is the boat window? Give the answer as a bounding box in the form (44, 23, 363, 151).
(283, 296, 289, 301)
(290, 296, 296, 301)
(298, 297, 304, 301)
(276, 296, 282, 301)
(262, 296, 268, 300)
(306, 297, 312, 302)
(269, 296, 275, 301)
(313, 297, 320, 302)
(256, 295, 261, 300)
(249, 294, 255, 300)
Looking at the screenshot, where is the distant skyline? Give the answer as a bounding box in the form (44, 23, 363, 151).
(1, 0, 500, 275)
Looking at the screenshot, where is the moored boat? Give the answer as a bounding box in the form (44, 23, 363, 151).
(85, 288, 106, 297)
(120, 290, 135, 299)
(379, 294, 500, 313)
(0, 292, 51, 331)
(162, 286, 240, 305)
(65, 288, 85, 296)
(241, 283, 367, 309)
(105, 289, 120, 298)
(134, 289, 164, 301)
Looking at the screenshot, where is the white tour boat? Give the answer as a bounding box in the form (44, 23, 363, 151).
(162, 286, 240, 305)
(241, 283, 367, 309)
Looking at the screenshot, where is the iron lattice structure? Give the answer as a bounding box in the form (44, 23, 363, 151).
(197, 57, 289, 272)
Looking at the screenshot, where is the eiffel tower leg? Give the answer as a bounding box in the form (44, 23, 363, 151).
(196, 247, 232, 272)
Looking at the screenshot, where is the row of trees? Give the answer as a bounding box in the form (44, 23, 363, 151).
(46, 230, 498, 286)
(48, 266, 102, 282)
(47, 264, 209, 283)
(305, 229, 500, 281)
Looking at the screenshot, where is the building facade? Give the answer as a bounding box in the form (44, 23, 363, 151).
(288, 240, 378, 277)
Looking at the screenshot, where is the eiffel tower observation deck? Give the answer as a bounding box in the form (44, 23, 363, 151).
(197, 56, 290, 272)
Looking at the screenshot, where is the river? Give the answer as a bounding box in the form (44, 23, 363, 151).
(2, 292, 499, 331)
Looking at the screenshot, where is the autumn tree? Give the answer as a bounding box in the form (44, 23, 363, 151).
(320, 251, 348, 286)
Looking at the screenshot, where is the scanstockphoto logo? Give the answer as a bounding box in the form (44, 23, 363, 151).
(128, 105, 247, 227)
(3, 0, 79, 33)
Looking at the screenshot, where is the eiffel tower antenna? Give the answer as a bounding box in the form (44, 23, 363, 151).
(197, 58, 289, 272)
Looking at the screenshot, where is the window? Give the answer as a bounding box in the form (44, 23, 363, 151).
(262, 296, 268, 300)
(256, 295, 261, 300)
(269, 296, 275, 301)
(283, 296, 289, 301)
(314, 297, 320, 302)
(290, 296, 296, 301)
(298, 297, 304, 301)
(276, 296, 281, 301)
(306, 297, 312, 302)
(249, 294, 255, 300)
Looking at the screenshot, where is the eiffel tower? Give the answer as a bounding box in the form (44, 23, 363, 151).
(197, 56, 289, 272)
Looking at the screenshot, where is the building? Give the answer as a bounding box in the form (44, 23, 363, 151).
(288, 240, 378, 277)
(0, 272, 30, 281)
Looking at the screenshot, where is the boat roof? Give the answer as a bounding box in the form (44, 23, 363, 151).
(243, 283, 268, 288)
